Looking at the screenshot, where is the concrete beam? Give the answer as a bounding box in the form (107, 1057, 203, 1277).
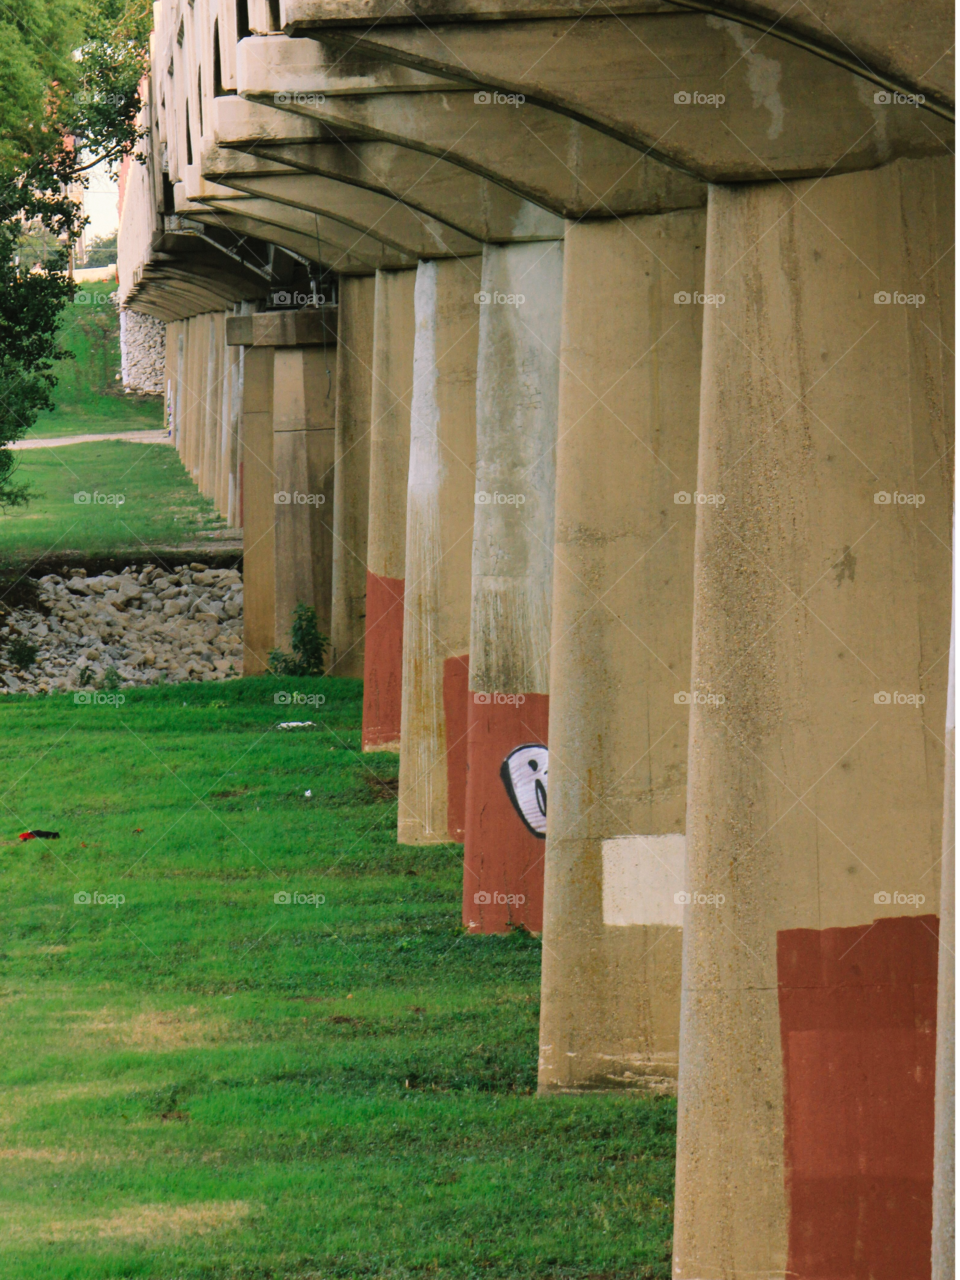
(315, 19, 952, 180)
(247, 88, 706, 217)
(232, 139, 565, 242)
(281, 0, 953, 112)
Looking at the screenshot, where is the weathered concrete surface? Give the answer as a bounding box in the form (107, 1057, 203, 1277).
(285, 0, 955, 112)
(273, 343, 338, 646)
(398, 257, 480, 844)
(363, 268, 417, 751)
(933, 634, 955, 1280)
(538, 209, 704, 1093)
(239, 345, 276, 673)
(330, 275, 376, 677)
(235, 139, 566, 242)
(674, 155, 952, 1280)
(464, 240, 562, 934)
(311, 19, 953, 179)
(251, 89, 707, 218)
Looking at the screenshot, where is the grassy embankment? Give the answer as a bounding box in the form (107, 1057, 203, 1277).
(0, 676, 676, 1279)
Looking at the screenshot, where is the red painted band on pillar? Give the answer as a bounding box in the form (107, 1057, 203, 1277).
(462, 693, 548, 934)
(777, 914, 939, 1280)
(442, 655, 470, 842)
(361, 571, 404, 750)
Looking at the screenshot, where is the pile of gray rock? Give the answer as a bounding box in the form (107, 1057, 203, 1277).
(0, 563, 244, 695)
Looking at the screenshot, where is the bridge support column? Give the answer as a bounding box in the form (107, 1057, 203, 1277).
(331, 275, 376, 677)
(538, 208, 705, 1091)
(673, 155, 952, 1280)
(398, 256, 481, 844)
(464, 240, 563, 934)
(363, 267, 417, 751)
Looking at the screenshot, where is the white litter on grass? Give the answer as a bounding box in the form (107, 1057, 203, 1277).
(276, 721, 316, 730)
(304, 789, 312, 798)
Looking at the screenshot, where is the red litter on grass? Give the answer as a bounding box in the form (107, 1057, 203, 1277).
(19, 831, 60, 841)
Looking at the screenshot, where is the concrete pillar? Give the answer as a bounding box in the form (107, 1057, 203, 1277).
(363, 267, 416, 751)
(538, 210, 705, 1091)
(464, 240, 562, 935)
(933, 615, 955, 1280)
(174, 321, 186, 452)
(240, 344, 275, 673)
(398, 257, 480, 845)
(273, 341, 338, 647)
(673, 155, 952, 1279)
(330, 274, 375, 677)
(201, 312, 223, 500)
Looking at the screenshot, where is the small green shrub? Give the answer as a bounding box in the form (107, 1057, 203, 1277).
(269, 601, 329, 676)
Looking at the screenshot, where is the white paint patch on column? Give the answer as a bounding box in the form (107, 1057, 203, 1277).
(602, 834, 686, 927)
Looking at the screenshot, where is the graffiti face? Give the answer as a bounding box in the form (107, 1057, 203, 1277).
(500, 744, 548, 838)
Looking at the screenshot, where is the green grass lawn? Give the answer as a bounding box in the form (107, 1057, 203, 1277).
(28, 281, 164, 440)
(0, 676, 676, 1279)
(0, 440, 230, 568)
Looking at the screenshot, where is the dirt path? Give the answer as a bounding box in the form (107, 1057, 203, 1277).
(10, 430, 172, 450)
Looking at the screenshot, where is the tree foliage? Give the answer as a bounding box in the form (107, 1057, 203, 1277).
(0, 0, 151, 506)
